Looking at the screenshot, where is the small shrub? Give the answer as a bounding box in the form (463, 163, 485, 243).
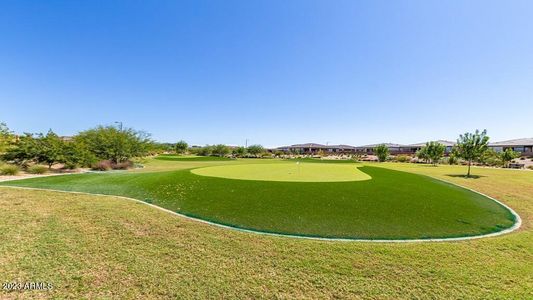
(92, 160, 112, 171)
(27, 165, 48, 174)
(528, 165, 533, 170)
(395, 155, 411, 163)
(63, 162, 78, 170)
(112, 161, 133, 170)
(0, 164, 20, 175)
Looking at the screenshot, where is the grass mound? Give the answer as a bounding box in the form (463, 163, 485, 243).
(0, 164, 515, 239)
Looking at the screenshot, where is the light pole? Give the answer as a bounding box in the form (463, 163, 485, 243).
(115, 121, 123, 131)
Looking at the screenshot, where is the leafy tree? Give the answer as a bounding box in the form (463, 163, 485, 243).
(416, 147, 429, 163)
(175, 140, 188, 154)
(75, 126, 152, 163)
(61, 140, 96, 169)
(232, 146, 247, 157)
(447, 150, 459, 165)
(247, 144, 264, 157)
(212, 144, 230, 157)
(455, 129, 490, 177)
(499, 148, 519, 168)
(374, 144, 389, 162)
(2, 133, 37, 166)
(422, 141, 445, 165)
(197, 145, 213, 156)
(0, 122, 15, 154)
(34, 130, 65, 168)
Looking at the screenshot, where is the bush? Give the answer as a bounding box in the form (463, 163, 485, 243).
(62, 162, 78, 170)
(395, 155, 411, 163)
(91, 160, 112, 171)
(528, 165, 533, 170)
(0, 164, 20, 175)
(27, 165, 48, 174)
(112, 161, 133, 170)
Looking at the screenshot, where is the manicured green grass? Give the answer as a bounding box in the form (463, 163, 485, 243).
(191, 162, 371, 182)
(0, 162, 515, 239)
(0, 163, 531, 299)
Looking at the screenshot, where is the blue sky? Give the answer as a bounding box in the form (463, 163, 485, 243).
(1, 1, 532, 147)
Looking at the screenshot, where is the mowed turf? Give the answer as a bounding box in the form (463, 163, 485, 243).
(191, 163, 372, 182)
(0, 162, 515, 239)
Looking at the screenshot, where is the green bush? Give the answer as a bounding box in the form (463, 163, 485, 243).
(0, 164, 20, 175)
(395, 155, 411, 163)
(27, 165, 48, 174)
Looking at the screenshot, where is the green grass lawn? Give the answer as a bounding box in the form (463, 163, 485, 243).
(0, 162, 531, 299)
(0, 160, 515, 239)
(191, 162, 372, 182)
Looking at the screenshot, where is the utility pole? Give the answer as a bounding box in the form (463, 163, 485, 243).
(115, 121, 123, 131)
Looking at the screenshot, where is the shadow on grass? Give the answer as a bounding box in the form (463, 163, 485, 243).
(446, 174, 486, 179)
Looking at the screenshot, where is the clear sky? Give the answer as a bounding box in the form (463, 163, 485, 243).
(1, 1, 532, 147)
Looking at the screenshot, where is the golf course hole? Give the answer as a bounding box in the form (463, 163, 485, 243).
(191, 162, 372, 182)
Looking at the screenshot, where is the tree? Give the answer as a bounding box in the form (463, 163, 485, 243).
(455, 129, 490, 177)
(416, 147, 429, 163)
(423, 141, 445, 165)
(75, 126, 152, 163)
(197, 145, 213, 156)
(0, 122, 15, 154)
(499, 148, 519, 168)
(34, 130, 65, 168)
(2, 133, 37, 166)
(175, 140, 188, 154)
(247, 144, 264, 157)
(232, 146, 247, 157)
(212, 144, 230, 157)
(374, 144, 389, 162)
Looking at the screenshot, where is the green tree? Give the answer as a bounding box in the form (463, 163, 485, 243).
(2, 133, 37, 166)
(499, 148, 519, 168)
(374, 144, 389, 162)
(75, 125, 152, 163)
(175, 140, 188, 154)
(423, 141, 445, 165)
(34, 130, 65, 168)
(197, 145, 213, 156)
(232, 146, 247, 157)
(455, 129, 490, 177)
(247, 144, 264, 157)
(0, 122, 15, 154)
(212, 144, 230, 157)
(416, 147, 429, 163)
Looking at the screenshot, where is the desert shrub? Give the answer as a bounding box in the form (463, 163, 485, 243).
(112, 161, 133, 170)
(395, 155, 411, 163)
(527, 165, 533, 170)
(62, 162, 78, 170)
(91, 160, 113, 171)
(0, 164, 20, 175)
(27, 165, 48, 174)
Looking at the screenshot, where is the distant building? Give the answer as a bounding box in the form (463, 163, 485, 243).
(276, 138, 533, 156)
(488, 138, 533, 156)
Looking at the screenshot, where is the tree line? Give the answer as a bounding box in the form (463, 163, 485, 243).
(0, 122, 154, 171)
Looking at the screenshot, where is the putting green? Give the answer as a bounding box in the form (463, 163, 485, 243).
(191, 163, 371, 182)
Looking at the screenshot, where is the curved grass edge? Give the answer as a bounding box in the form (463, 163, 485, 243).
(0, 177, 522, 243)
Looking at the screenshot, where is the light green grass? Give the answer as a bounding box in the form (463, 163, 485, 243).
(191, 162, 371, 182)
(0, 162, 532, 298)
